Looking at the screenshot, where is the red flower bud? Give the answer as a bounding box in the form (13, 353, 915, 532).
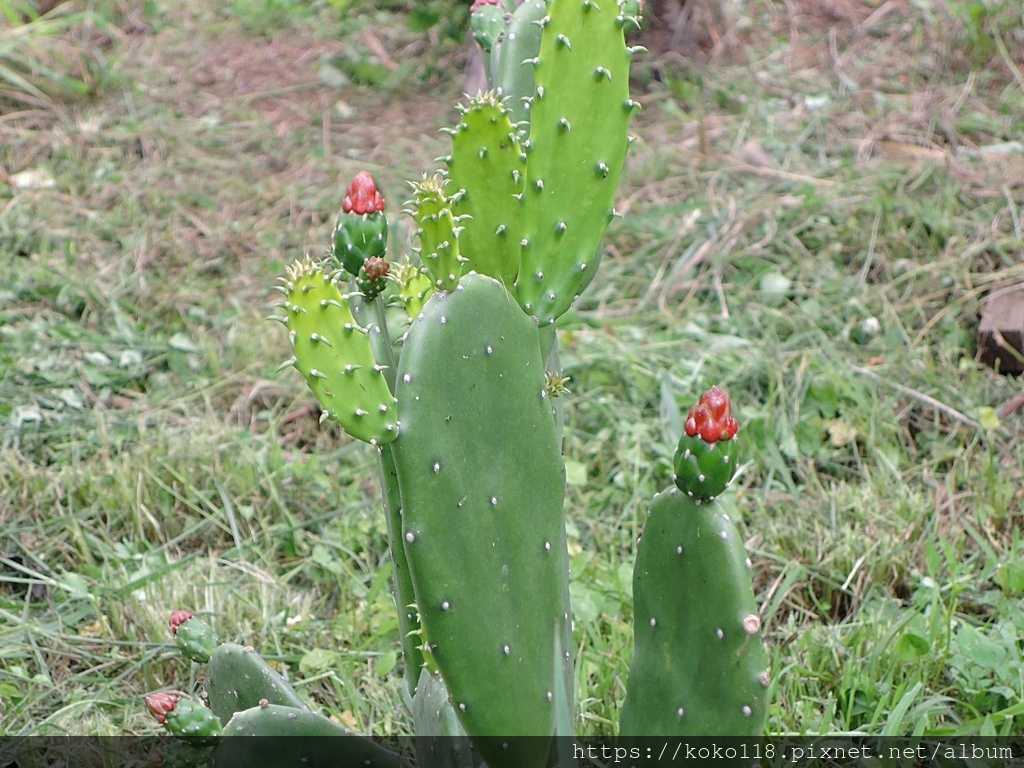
(145, 692, 179, 725)
(342, 171, 385, 215)
(684, 386, 738, 444)
(471, 0, 504, 10)
(168, 610, 193, 635)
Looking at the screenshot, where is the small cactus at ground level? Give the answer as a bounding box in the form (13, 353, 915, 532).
(214, 704, 410, 768)
(673, 385, 740, 502)
(619, 486, 768, 736)
(145, 693, 223, 745)
(333, 171, 388, 277)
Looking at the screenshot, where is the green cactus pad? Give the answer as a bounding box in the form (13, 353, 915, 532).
(447, 92, 525, 287)
(408, 176, 464, 293)
(174, 614, 218, 664)
(214, 705, 410, 768)
(673, 434, 740, 502)
(392, 259, 435, 319)
(619, 488, 769, 736)
(163, 698, 223, 745)
(516, 0, 637, 325)
(206, 643, 309, 725)
(392, 273, 570, 768)
(279, 258, 397, 445)
(491, 0, 546, 127)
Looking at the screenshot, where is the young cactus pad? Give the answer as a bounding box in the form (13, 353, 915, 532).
(673, 385, 740, 501)
(392, 273, 570, 768)
(516, 0, 637, 325)
(409, 175, 465, 293)
(619, 487, 769, 736)
(446, 91, 525, 287)
(277, 257, 397, 445)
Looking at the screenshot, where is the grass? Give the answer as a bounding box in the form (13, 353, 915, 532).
(1, 0, 1023, 739)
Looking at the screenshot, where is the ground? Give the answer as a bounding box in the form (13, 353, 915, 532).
(1, 0, 1023, 738)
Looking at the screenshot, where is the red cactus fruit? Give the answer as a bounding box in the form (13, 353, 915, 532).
(342, 171, 385, 215)
(145, 692, 179, 725)
(168, 610, 194, 635)
(684, 385, 738, 444)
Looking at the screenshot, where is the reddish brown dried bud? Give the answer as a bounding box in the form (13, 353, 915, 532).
(145, 692, 179, 725)
(363, 256, 390, 281)
(342, 171, 385, 215)
(684, 385, 738, 443)
(168, 610, 194, 635)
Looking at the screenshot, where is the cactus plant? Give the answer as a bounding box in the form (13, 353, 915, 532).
(619, 387, 769, 737)
(144, 0, 773, 756)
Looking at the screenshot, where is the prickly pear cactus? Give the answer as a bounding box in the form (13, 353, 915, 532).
(333, 171, 388, 277)
(205, 642, 310, 725)
(516, 0, 638, 326)
(446, 91, 525, 287)
(392, 273, 570, 768)
(276, 257, 398, 445)
(619, 388, 768, 737)
(673, 385, 740, 501)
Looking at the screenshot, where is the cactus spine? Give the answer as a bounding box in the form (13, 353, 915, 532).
(620, 387, 769, 737)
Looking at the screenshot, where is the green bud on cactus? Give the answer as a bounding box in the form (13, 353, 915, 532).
(333, 171, 388, 277)
(356, 255, 391, 301)
(673, 386, 740, 502)
(169, 611, 218, 664)
(146, 693, 223, 745)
